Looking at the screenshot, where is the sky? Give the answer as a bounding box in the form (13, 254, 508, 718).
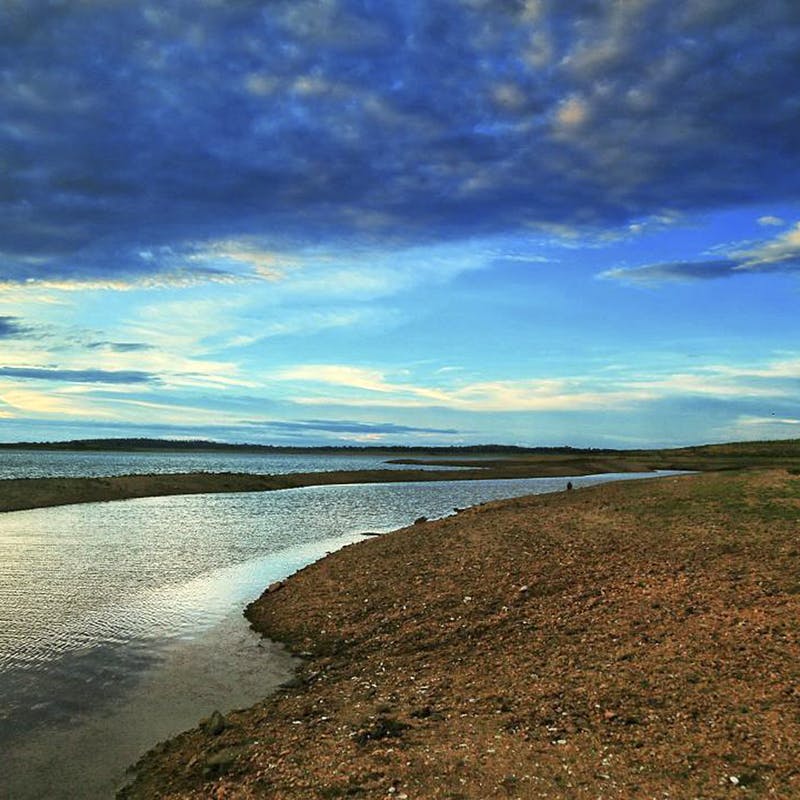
(1, 0, 799, 448)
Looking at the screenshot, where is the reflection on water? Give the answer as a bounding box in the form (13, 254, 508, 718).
(3, 613, 296, 800)
(0, 530, 364, 743)
(0, 471, 683, 799)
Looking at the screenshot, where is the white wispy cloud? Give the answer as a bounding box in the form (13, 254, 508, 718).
(733, 221, 800, 272)
(0, 386, 114, 418)
(702, 359, 800, 380)
(738, 415, 800, 426)
(188, 240, 300, 280)
(0, 269, 250, 294)
(274, 355, 799, 413)
(275, 364, 654, 411)
(633, 373, 788, 399)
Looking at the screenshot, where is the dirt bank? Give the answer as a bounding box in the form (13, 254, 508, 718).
(121, 469, 800, 798)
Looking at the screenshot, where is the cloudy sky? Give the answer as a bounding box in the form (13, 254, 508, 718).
(1, 0, 799, 447)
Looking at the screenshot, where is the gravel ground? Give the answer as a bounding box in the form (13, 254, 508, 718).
(121, 469, 800, 799)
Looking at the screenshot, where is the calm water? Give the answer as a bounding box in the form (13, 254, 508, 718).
(0, 449, 459, 480)
(0, 469, 682, 798)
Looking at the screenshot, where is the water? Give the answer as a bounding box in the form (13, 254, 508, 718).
(0, 470, 682, 798)
(0, 449, 459, 480)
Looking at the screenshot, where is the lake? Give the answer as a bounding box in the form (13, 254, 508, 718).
(0, 448, 457, 480)
(0, 464, 682, 798)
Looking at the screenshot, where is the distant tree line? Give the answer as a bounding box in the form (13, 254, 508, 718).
(0, 437, 796, 457)
(0, 437, 625, 455)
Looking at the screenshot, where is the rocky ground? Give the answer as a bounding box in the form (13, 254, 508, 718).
(121, 469, 800, 799)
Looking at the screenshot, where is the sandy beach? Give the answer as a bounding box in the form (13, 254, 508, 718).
(119, 468, 800, 799)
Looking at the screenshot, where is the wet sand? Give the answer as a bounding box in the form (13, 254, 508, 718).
(121, 469, 800, 799)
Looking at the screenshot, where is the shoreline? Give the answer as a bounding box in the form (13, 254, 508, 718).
(121, 468, 800, 798)
(0, 463, 653, 514)
(6, 436, 799, 514)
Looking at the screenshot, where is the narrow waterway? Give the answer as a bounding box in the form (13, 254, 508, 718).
(0, 472, 682, 798)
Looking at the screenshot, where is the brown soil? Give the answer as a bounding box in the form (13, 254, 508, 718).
(120, 469, 800, 799)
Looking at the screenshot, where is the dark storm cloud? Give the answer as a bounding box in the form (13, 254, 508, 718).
(3, 0, 800, 283)
(0, 316, 30, 338)
(0, 366, 157, 383)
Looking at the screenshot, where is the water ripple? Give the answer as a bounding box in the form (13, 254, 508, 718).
(0, 472, 684, 744)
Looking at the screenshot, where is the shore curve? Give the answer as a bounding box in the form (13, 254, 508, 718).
(121, 469, 800, 799)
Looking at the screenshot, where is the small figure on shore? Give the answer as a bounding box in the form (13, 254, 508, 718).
(566, 481, 573, 491)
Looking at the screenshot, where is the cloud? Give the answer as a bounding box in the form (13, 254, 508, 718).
(0, 413, 462, 444)
(278, 365, 412, 395)
(554, 95, 589, 131)
(600, 258, 739, 285)
(276, 355, 799, 413)
(86, 341, 154, 353)
(738, 415, 800, 427)
(275, 364, 654, 411)
(728, 413, 800, 442)
(0, 366, 157, 384)
(703, 358, 800, 381)
(0, 259, 254, 293)
(601, 222, 800, 285)
(633, 373, 790, 400)
(598, 258, 736, 286)
(3, 0, 800, 285)
(758, 215, 785, 227)
(255, 419, 459, 436)
(0, 387, 110, 418)
(0, 316, 30, 338)
(734, 221, 800, 273)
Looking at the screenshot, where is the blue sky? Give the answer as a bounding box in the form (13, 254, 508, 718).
(1, 0, 799, 447)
